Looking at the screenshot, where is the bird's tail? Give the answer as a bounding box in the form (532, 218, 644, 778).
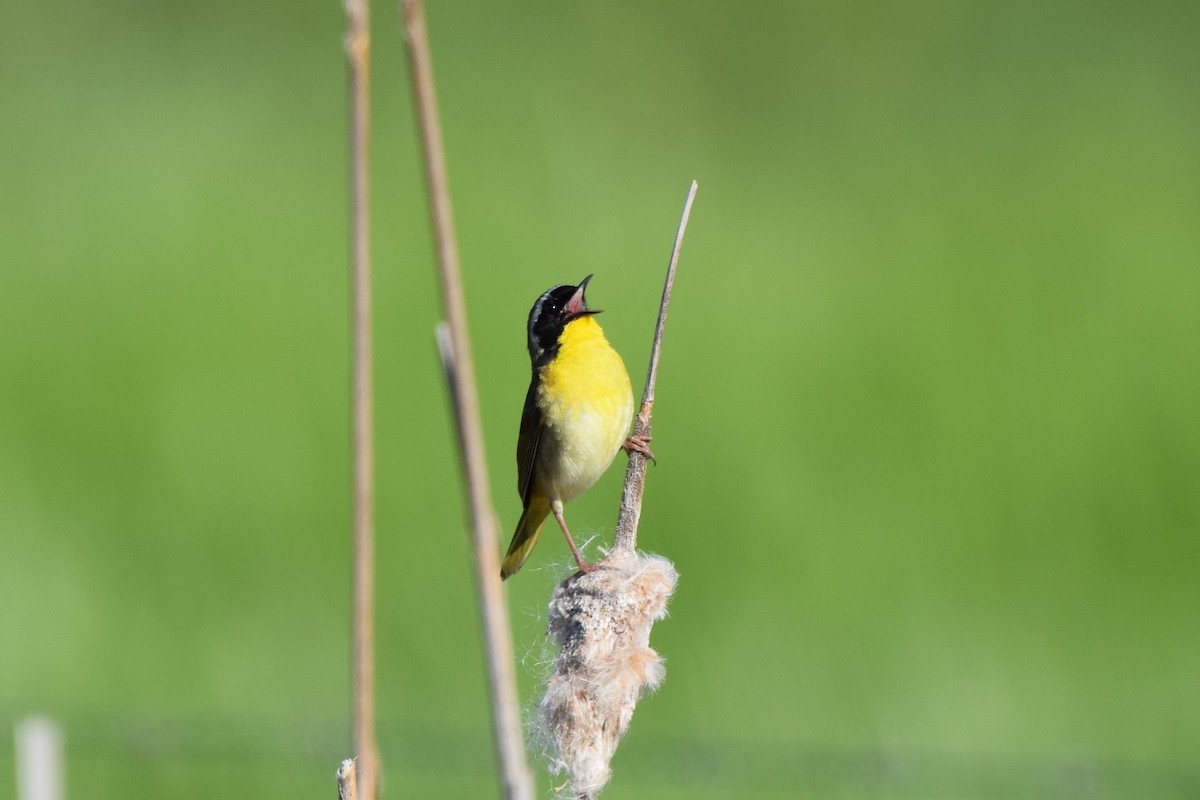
(501, 496, 550, 579)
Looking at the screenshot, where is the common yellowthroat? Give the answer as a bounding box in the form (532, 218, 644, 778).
(501, 275, 653, 579)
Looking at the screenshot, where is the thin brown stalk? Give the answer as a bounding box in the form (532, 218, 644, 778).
(402, 2, 533, 799)
(611, 180, 698, 554)
(343, 0, 379, 797)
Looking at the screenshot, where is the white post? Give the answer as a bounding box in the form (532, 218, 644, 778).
(15, 716, 64, 800)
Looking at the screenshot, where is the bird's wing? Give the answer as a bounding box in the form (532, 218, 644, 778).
(516, 377, 543, 503)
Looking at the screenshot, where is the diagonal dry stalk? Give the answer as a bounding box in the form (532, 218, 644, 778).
(343, 0, 379, 796)
(611, 180, 698, 555)
(402, 1, 533, 799)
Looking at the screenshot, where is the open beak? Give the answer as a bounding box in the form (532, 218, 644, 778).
(564, 274, 602, 317)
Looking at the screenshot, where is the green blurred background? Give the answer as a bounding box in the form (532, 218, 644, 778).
(2, 0, 1198, 797)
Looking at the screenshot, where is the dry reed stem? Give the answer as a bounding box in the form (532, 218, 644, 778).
(343, 0, 379, 796)
(537, 183, 697, 799)
(404, 2, 533, 798)
(611, 180, 697, 554)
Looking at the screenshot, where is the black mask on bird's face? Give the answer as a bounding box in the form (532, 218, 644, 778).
(526, 275, 602, 365)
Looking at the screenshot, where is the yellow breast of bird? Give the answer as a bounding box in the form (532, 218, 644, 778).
(536, 316, 634, 502)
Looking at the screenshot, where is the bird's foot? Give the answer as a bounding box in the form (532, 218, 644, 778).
(623, 433, 657, 465)
(567, 542, 598, 575)
(553, 505, 598, 576)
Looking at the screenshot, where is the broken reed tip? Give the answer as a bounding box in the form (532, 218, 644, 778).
(336, 758, 358, 800)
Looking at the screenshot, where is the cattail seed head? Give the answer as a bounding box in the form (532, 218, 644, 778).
(536, 551, 678, 799)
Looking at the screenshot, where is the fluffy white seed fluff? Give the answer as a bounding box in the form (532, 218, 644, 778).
(535, 551, 678, 799)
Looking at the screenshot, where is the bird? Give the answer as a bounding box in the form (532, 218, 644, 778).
(501, 275, 653, 579)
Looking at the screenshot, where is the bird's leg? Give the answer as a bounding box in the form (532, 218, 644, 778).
(551, 501, 596, 573)
(623, 433, 656, 465)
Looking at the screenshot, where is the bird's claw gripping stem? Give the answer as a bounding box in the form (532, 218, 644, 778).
(623, 434, 656, 465)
